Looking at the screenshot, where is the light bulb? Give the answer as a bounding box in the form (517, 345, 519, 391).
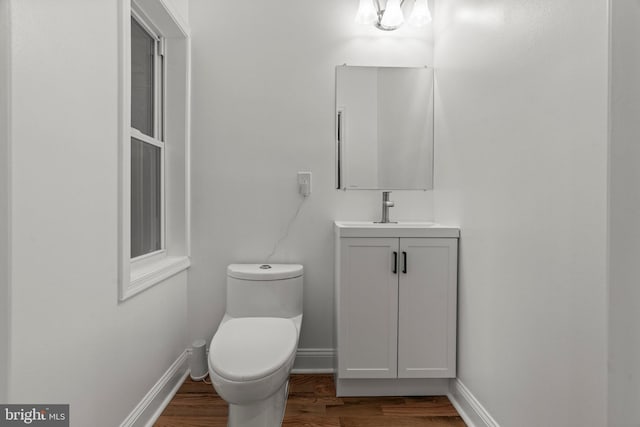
(408, 0, 432, 27)
(355, 0, 377, 25)
(380, 0, 404, 29)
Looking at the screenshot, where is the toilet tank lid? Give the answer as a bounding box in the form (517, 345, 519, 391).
(227, 264, 303, 281)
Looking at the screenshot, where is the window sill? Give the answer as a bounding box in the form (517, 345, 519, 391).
(121, 255, 190, 301)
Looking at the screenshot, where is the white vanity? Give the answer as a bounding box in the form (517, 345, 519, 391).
(334, 221, 460, 396)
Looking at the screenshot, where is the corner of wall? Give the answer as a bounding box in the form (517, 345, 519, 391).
(0, 0, 12, 404)
(607, 1, 640, 424)
(447, 379, 500, 427)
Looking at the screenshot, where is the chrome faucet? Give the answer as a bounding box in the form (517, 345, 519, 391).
(376, 191, 396, 223)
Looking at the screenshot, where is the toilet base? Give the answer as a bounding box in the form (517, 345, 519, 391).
(227, 380, 289, 427)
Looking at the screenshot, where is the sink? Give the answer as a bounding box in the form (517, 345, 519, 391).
(335, 221, 437, 227)
(334, 221, 459, 238)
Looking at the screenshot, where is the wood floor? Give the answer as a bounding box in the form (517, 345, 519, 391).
(154, 374, 467, 427)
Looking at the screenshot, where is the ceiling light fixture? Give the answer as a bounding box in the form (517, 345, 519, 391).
(356, 0, 432, 31)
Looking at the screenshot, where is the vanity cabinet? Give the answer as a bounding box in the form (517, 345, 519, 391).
(334, 222, 459, 394)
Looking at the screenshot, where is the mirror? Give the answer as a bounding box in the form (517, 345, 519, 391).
(335, 65, 434, 190)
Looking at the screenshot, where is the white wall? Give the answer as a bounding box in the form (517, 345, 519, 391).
(0, 0, 10, 404)
(6, 1, 188, 425)
(433, 1, 608, 426)
(609, 1, 640, 425)
(188, 0, 434, 355)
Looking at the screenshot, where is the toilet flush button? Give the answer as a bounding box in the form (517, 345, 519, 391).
(259, 264, 272, 269)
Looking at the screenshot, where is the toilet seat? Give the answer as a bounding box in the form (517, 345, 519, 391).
(210, 317, 297, 382)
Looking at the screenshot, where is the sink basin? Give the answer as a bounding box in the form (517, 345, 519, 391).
(334, 221, 459, 238)
(335, 221, 437, 227)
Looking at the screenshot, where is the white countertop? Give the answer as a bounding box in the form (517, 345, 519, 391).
(334, 221, 460, 238)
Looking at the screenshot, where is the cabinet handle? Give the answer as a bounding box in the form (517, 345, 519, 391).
(402, 251, 407, 274)
(392, 251, 398, 274)
(336, 111, 342, 189)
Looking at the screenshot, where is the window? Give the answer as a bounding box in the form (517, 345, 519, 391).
(130, 14, 163, 259)
(119, 0, 190, 301)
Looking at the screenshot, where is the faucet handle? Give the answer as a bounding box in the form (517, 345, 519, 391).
(383, 191, 394, 206)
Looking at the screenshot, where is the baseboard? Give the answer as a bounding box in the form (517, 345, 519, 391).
(120, 349, 190, 427)
(448, 378, 500, 427)
(292, 348, 335, 373)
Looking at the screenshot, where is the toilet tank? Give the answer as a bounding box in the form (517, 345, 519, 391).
(226, 264, 303, 318)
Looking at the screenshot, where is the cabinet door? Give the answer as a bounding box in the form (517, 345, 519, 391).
(338, 237, 399, 378)
(398, 238, 457, 378)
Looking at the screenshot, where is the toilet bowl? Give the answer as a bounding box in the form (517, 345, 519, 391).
(208, 264, 303, 427)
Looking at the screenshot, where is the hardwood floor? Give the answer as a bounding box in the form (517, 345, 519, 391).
(154, 374, 467, 427)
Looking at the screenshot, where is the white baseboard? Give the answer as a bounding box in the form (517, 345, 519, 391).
(448, 378, 500, 427)
(292, 348, 335, 373)
(120, 349, 190, 427)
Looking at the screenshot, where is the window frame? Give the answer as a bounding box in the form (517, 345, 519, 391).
(118, 0, 191, 301)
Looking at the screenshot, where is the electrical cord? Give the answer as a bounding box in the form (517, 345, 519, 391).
(265, 196, 306, 264)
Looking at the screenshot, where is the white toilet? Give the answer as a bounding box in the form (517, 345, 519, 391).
(208, 264, 303, 427)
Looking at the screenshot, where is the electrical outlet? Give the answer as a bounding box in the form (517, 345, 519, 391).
(297, 171, 312, 197)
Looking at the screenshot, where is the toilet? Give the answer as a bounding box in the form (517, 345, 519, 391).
(208, 264, 303, 427)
